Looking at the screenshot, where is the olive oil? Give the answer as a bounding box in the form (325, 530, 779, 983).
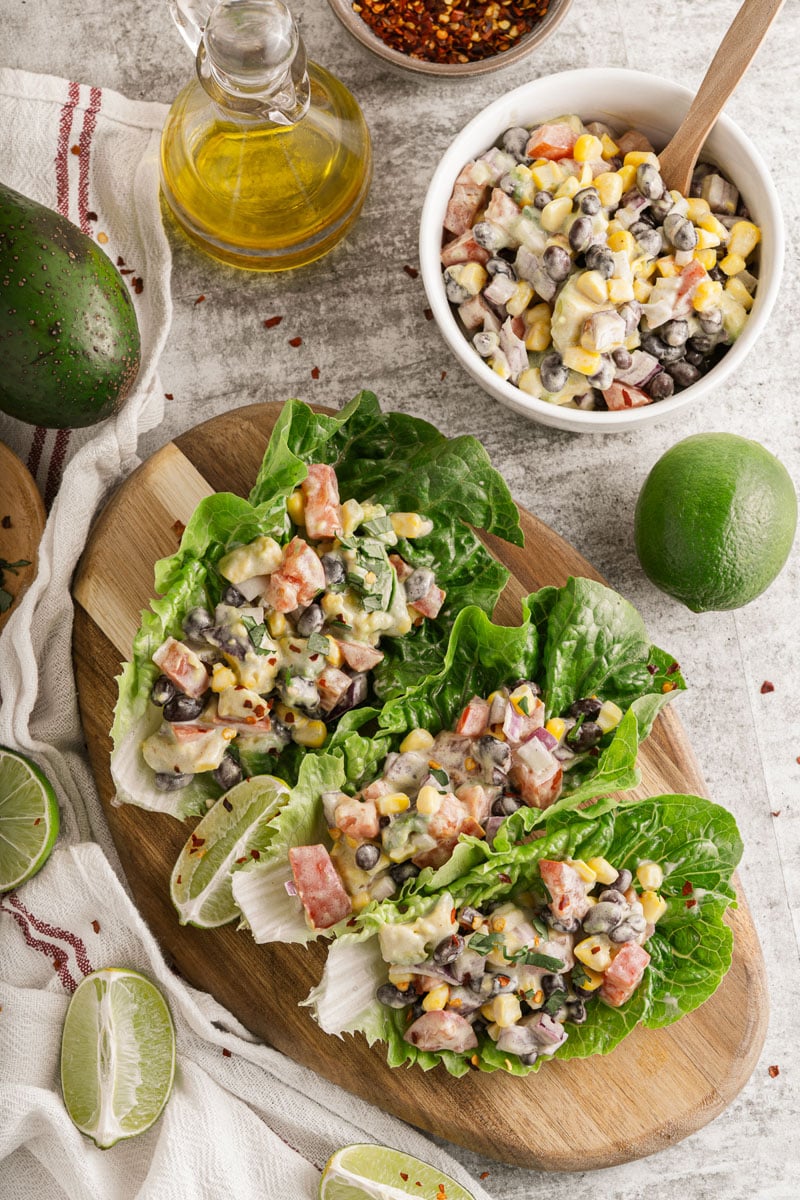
(160, 1, 371, 271)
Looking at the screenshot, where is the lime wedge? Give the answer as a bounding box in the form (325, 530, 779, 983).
(170, 774, 289, 928)
(0, 745, 59, 892)
(319, 1144, 476, 1200)
(60, 967, 175, 1149)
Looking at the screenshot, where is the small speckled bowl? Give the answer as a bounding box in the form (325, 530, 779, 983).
(419, 68, 785, 432)
(325, 0, 574, 78)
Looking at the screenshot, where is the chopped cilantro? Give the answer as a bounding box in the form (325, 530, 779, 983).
(329, 619, 352, 632)
(428, 765, 450, 788)
(543, 989, 568, 1016)
(513, 950, 565, 972)
(240, 616, 271, 655)
(307, 632, 330, 655)
(468, 931, 503, 955)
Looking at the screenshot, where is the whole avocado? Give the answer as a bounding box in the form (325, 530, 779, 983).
(0, 182, 141, 428)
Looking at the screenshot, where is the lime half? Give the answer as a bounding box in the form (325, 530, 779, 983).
(60, 967, 176, 1149)
(170, 775, 289, 928)
(0, 745, 59, 892)
(319, 1144, 476, 1200)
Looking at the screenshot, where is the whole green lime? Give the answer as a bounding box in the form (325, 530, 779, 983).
(634, 433, 797, 613)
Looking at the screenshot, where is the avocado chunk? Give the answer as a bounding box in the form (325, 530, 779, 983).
(0, 182, 141, 428)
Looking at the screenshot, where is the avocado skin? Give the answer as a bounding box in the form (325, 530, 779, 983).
(0, 182, 141, 428)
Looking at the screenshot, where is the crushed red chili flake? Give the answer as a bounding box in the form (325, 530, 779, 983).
(33, 817, 41, 826)
(423, 307, 433, 320)
(173, 519, 186, 538)
(223, 798, 233, 812)
(311, 366, 320, 380)
(1, 515, 11, 528)
(235, 856, 248, 864)
(400, 1174, 409, 1182)
(646, 662, 658, 675)
(164, 393, 174, 400)
(195, 294, 206, 305)
(685, 898, 697, 909)
(498, 872, 512, 883)
(480, 1172, 490, 1180)
(682, 880, 693, 895)
(263, 315, 283, 328)
(771, 810, 781, 817)
(353, 0, 551, 64)
(116, 256, 125, 266)
(403, 264, 419, 278)
(768, 1064, 780, 1078)
(70, 144, 80, 156)
(440, 369, 447, 381)
(132, 277, 144, 295)
(222, 1048, 232, 1057)
(761, 680, 775, 694)
(250, 849, 260, 860)
(288, 336, 303, 347)
(666, 661, 680, 674)
(91, 919, 101, 934)
(86, 211, 98, 221)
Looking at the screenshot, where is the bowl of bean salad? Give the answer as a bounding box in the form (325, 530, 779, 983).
(419, 68, 784, 432)
(325, 0, 574, 77)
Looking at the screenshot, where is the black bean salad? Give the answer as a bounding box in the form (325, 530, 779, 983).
(141, 464, 445, 793)
(441, 114, 761, 410)
(376, 855, 666, 1060)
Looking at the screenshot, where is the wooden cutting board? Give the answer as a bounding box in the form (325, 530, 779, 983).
(72, 402, 768, 1172)
(0, 441, 45, 633)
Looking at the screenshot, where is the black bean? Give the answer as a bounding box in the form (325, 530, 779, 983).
(684, 349, 706, 368)
(641, 334, 684, 365)
(699, 310, 723, 334)
(618, 301, 642, 336)
(649, 194, 674, 223)
(511, 678, 542, 696)
(612, 347, 633, 371)
(444, 269, 471, 304)
(472, 221, 505, 252)
(163, 693, 205, 723)
(433, 934, 465, 965)
(575, 187, 601, 215)
(612, 868, 633, 893)
(155, 771, 192, 791)
(668, 360, 702, 388)
(598, 888, 627, 905)
(328, 672, 369, 719)
(222, 585, 246, 607)
(355, 843, 381, 871)
(542, 911, 581, 934)
(212, 753, 243, 791)
(630, 224, 662, 258)
(473, 331, 499, 357)
(673, 218, 698, 251)
(709, 266, 726, 283)
(687, 334, 716, 356)
(582, 900, 624, 934)
(661, 319, 689, 347)
(646, 371, 674, 401)
(569, 216, 594, 254)
(389, 861, 420, 885)
(518, 1051, 539, 1066)
(296, 603, 324, 637)
(567, 998, 587, 1025)
(321, 553, 346, 586)
(151, 674, 177, 707)
(568, 697, 602, 720)
(498, 173, 517, 196)
(609, 912, 647, 942)
(492, 792, 522, 817)
(541, 973, 565, 996)
(567, 720, 602, 751)
(183, 606, 214, 639)
(405, 567, 435, 602)
(501, 126, 530, 160)
(284, 674, 319, 710)
(543, 245, 571, 282)
(636, 162, 663, 200)
(533, 190, 552, 210)
(585, 244, 615, 279)
(588, 358, 614, 391)
(486, 257, 516, 279)
(377, 983, 416, 1009)
(540, 352, 569, 394)
(477, 734, 511, 769)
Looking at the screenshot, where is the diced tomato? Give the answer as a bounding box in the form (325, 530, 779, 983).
(444, 164, 488, 236)
(317, 667, 352, 713)
(404, 1009, 478, 1052)
(508, 747, 562, 809)
(455, 783, 492, 825)
(455, 697, 490, 737)
(389, 554, 414, 582)
(485, 187, 521, 231)
(300, 464, 342, 540)
(603, 381, 654, 411)
(600, 942, 651, 1007)
(538, 859, 591, 923)
(408, 582, 445, 619)
(413, 794, 484, 868)
(674, 259, 708, 313)
(169, 722, 216, 742)
(457, 294, 495, 331)
(440, 230, 491, 267)
(152, 637, 210, 698)
(288, 845, 352, 929)
(210, 712, 272, 734)
(361, 777, 396, 802)
(616, 129, 655, 156)
(337, 640, 384, 672)
(333, 797, 379, 840)
(524, 123, 577, 161)
(265, 537, 326, 613)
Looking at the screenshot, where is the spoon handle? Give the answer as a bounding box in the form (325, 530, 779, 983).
(659, 0, 786, 193)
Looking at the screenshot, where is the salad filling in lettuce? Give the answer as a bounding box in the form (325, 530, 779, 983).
(110, 392, 522, 819)
(304, 793, 742, 1076)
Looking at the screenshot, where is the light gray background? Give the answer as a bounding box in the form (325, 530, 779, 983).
(3, 0, 798, 1196)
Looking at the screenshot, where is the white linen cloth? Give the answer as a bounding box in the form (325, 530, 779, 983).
(0, 68, 491, 1200)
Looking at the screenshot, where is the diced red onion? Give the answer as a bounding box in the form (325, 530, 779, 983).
(528, 726, 558, 751)
(284, 880, 297, 897)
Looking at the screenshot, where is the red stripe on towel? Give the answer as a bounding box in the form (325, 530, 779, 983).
(0, 896, 79, 993)
(8, 893, 94, 979)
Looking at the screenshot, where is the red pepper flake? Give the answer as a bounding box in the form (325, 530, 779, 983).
(263, 315, 283, 328)
(796, 756, 800, 765)
(415, 1183, 422, 1189)
(222, 1048, 232, 1058)
(250, 849, 260, 860)
(400, 1174, 409, 1183)
(403, 264, 419, 279)
(33, 817, 41, 826)
(768, 1064, 780, 1078)
(498, 872, 512, 884)
(86, 211, 97, 222)
(91, 919, 101, 934)
(666, 661, 680, 674)
(190, 833, 206, 848)
(195, 294, 206, 305)
(173, 519, 186, 539)
(116, 256, 125, 266)
(176, 875, 182, 885)
(423, 307, 433, 321)
(70, 144, 80, 155)
(223, 798, 233, 812)
(132, 277, 144, 295)
(311, 366, 320, 380)
(288, 336, 303, 347)
(235, 856, 248, 864)
(646, 663, 658, 675)
(685, 898, 697, 909)
(760, 680, 775, 694)
(354, 0, 551, 65)
(771, 810, 781, 817)
(120, 268, 134, 275)
(1, 515, 11, 529)
(164, 393, 174, 400)
(682, 880, 693, 895)
(480, 1172, 490, 1180)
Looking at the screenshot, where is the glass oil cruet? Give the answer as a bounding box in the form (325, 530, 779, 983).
(160, 0, 372, 270)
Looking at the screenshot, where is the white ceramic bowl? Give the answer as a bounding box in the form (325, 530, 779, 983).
(419, 68, 785, 433)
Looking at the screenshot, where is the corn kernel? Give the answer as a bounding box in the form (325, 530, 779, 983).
(595, 171, 624, 209)
(597, 699, 623, 733)
(568, 859, 597, 884)
(489, 353, 511, 381)
(286, 489, 305, 524)
(490, 915, 506, 933)
(575, 964, 605, 992)
(632, 256, 656, 279)
(623, 150, 659, 169)
(210, 663, 236, 693)
(563, 344, 602, 375)
(506, 280, 535, 317)
(555, 175, 582, 201)
(693, 247, 717, 271)
(607, 228, 635, 256)
(390, 512, 432, 539)
(399, 728, 435, 753)
(530, 161, 564, 191)
(540, 195, 573, 232)
(600, 133, 620, 159)
(510, 683, 537, 715)
(725, 276, 754, 311)
(545, 717, 566, 741)
(422, 984, 450, 1012)
(692, 279, 724, 312)
(655, 255, 679, 278)
(523, 301, 551, 327)
(485, 1022, 501, 1042)
(524, 318, 551, 352)
(728, 219, 761, 258)
(641, 890, 668, 924)
(616, 163, 637, 192)
(325, 640, 344, 669)
(575, 270, 608, 304)
(696, 227, 722, 251)
(518, 367, 542, 396)
(481, 999, 497, 1022)
(351, 890, 371, 913)
(586, 857, 618, 885)
(416, 785, 442, 816)
(293, 720, 327, 748)
(267, 611, 288, 637)
(685, 197, 711, 222)
(459, 261, 488, 296)
(607, 277, 635, 304)
(574, 133, 603, 163)
(574, 934, 613, 972)
(719, 252, 747, 277)
(378, 792, 411, 816)
(637, 861, 664, 890)
(493, 994, 522, 1028)
(633, 277, 653, 303)
(698, 213, 729, 242)
(340, 497, 364, 537)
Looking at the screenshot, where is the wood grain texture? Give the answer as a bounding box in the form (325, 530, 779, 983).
(0, 441, 45, 632)
(72, 402, 768, 1171)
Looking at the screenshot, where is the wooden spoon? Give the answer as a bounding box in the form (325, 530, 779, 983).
(658, 0, 786, 194)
